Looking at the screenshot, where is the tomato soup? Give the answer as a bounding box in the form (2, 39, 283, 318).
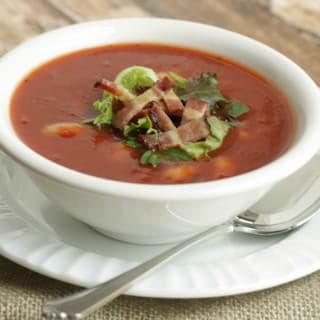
(10, 44, 295, 184)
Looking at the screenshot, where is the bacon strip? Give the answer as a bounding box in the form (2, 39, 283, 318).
(97, 76, 185, 129)
(141, 118, 210, 150)
(141, 130, 182, 150)
(177, 118, 210, 142)
(156, 76, 176, 91)
(162, 89, 184, 117)
(157, 76, 184, 116)
(113, 80, 182, 129)
(181, 98, 208, 124)
(113, 87, 162, 129)
(95, 79, 134, 104)
(149, 102, 176, 131)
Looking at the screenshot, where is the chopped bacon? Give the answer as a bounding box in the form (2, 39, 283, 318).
(132, 107, 151, 121)
(97, 76, 184, 129)
(156, 76, 175, 91)
(141, 130, 182, 150)
(139, 133, 158, 149)
(177, 118, 210, 143)
(141, 118, 210, 150)
(113, 87, 162, 129)
(156, 77, 184, 117)
(162, 89, 184, 117)
(90, 71, 236, 166)
(181, 98, 208, 124)
(149, 102, 176, 131)
(158, 130, 182, 150)
(95, 79, 134, 104)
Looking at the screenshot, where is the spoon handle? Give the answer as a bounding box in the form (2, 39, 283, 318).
(43, 221, 233, 319)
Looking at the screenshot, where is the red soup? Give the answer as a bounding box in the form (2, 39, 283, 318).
(10, 43, 295, 184)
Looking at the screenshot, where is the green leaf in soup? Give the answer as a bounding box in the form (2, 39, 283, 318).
(92, 111, 112, 128)
(175, 73, 226, 107)
(207, 116, 230, 141)
(164, 148, 193, 161)
(83, 92, 114, 128)
(167, 72, 189, 91)
(226, 102, 250, 118)
(115, 66, 158, 93)
(140, 150, 161, 167)
(124, 116, 157, 137)
(181, 136, 219, 159)
(94, 91, 113, 112)
(126, 136, 142, 148)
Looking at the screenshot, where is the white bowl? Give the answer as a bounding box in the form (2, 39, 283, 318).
(0, 18, 319, 244)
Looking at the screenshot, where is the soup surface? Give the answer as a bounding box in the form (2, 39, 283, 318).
(11, 43, 295, 184)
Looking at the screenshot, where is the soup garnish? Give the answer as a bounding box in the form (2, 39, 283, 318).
(79, 66, 250, 166)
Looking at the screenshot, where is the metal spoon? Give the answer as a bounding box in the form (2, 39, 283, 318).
(42, 193, 320, 320)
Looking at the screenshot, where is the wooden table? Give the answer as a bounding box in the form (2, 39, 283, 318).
(1, 1, 320, 320)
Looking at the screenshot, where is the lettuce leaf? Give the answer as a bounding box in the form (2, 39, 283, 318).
(167, 72, 189, 91)
(140, 150, 161, 167)
(124, 116, 157, 137)
(126, 136, 142, 148)
(207, 116, 230, 140)
(175, 73, 250, 119)
(115, 66, 158, 93)
(175, 73, 226, 107)
(226, 102, 250, 118)
(83, 91, 113, 128)
(181, 136, 220, 159)
(164, 148, 193, 161)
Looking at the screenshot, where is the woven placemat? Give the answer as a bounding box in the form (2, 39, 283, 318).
(1, 255, 320, 320)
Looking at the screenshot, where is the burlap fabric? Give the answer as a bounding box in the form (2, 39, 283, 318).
(1, 256, 320, 320)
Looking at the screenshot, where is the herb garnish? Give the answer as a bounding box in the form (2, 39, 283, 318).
(83, 66, 250, 167)
(124, 116, 157, 137)
(140, 150, 161, 167)
(176, 73, 225, 108)
(83, 92, 114, 128)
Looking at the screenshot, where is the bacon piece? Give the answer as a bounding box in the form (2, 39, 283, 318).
(113, 87, 162, 129)
(158, 131, 182, 150)
(149, 102, 176, 131)
(156, 76, 184, 117)
(162, 89, 184, 117)
(141, 118, 210, 150)
(97, 77, 182, 129)
(141, 130, 182, 150)
(181, 98, 208, 124)
(156, 76, 176, 91)
(177, 118, 210, 143)
(94, 79, 134, 104)
(139, 133, 159, 149)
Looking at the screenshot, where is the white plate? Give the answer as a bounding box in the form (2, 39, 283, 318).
(0, 152, 320, 298)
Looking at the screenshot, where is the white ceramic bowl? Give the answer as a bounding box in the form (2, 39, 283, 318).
(0, 18, 319, 244)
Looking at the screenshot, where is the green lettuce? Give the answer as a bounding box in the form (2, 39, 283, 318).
(83, 91, 113, 128)
(124, 116, 157, 137)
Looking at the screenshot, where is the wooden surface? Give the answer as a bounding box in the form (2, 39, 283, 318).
(0, 0, 319, 84)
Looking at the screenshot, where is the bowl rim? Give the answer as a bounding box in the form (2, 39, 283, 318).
(0, 17, 319, 201)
